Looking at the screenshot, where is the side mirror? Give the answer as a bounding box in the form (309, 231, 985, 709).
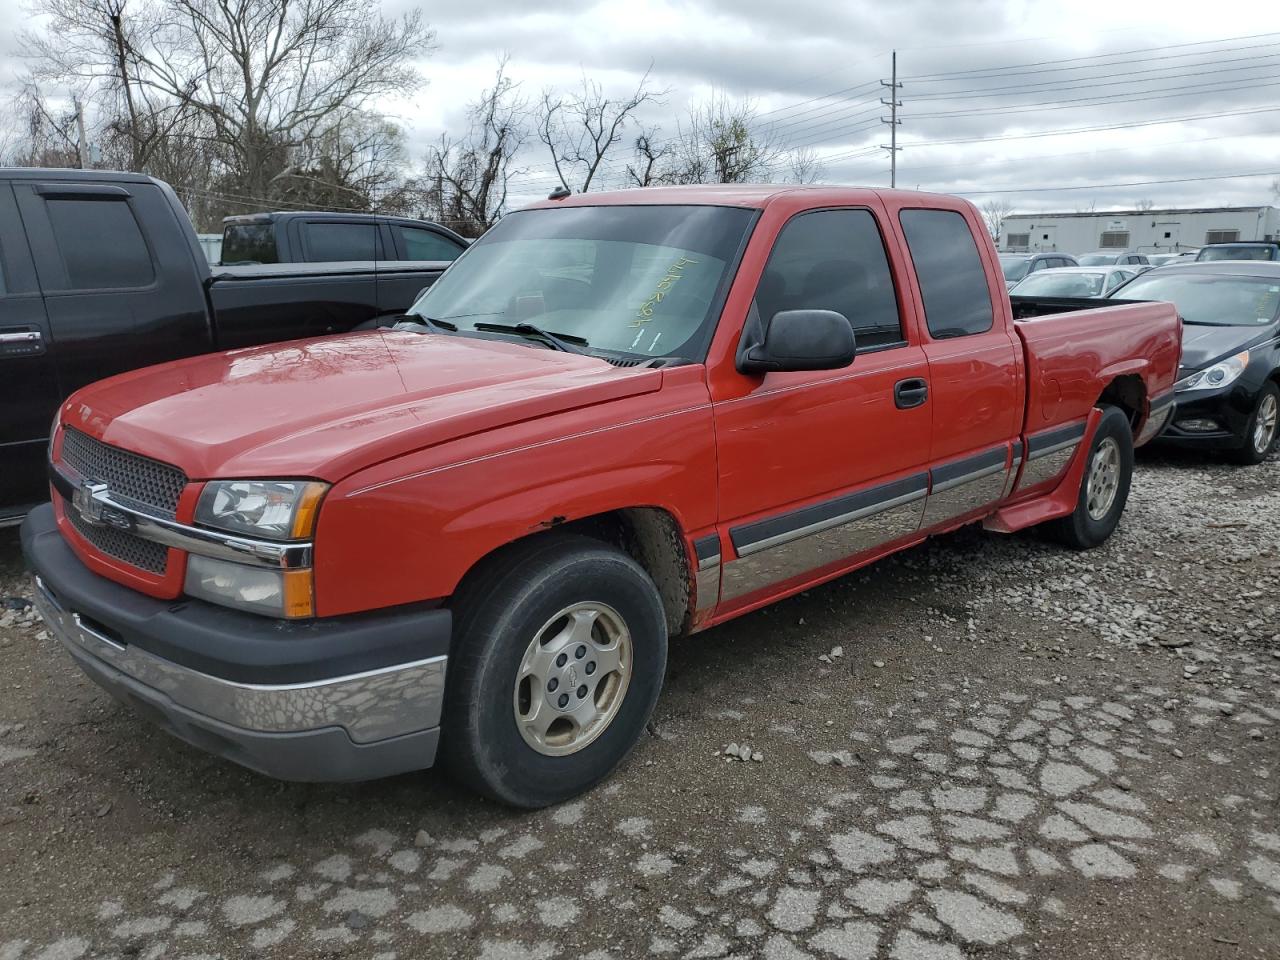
(736, 308, 857, 375)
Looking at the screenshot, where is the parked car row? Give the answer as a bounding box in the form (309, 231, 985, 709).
(1109, 261, 1280, 464)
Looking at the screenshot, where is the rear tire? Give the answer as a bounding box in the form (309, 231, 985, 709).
(1047, 405, 1133, 550)
(441, 534, 668, 808)
(1228, 381, 1279, 465)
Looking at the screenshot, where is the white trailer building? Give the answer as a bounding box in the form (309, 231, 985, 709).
(1000, 205, 1280, 256)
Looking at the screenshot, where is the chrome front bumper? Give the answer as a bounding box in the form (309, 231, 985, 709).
(34, 576, 445, 744)
(22, 502, 451, 782)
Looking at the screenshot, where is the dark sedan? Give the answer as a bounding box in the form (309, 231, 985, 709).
(1110, 262, 1280, 463)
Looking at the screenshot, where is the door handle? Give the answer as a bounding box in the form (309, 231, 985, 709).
(0, 329, 45, 357)
(894, 377, 928, 409)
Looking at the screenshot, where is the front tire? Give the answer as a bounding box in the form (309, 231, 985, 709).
(442, 534, 668, 808)
(1229, 381, 1279, 465)
(1048, 405, 1134, 550)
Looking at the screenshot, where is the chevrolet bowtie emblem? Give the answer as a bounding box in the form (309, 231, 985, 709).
(73, 481, 110, 526)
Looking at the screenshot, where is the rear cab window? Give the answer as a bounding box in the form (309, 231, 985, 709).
(396, 226, 464, 261)
(221, 223, 278, 264)
(899, 208, 994, 339)
(755, 208, 905, 350)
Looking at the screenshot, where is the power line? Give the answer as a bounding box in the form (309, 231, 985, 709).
(908, 76, 1280, 122)
(959, 169, 1280, 197)
(902, 31, 1280, 81)
(908, 50, 1280, 102)
(895, 127, 1280, 180)
(905, 104, 1280, 147)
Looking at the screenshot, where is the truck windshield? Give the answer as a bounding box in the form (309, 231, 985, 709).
(406, 204, 755, 359)
(220, 223, 279, 264)
(999, 257, 1030, 281)
(1112, 273, 1280, 326)
(1196, 245, 1277, 262)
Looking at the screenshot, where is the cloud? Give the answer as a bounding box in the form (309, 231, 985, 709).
(4, 0, 1279, 212)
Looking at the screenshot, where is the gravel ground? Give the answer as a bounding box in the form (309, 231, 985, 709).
(0, 446, 1277, 960)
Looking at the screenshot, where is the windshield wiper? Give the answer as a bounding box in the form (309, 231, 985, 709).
(473, 321, 589, 354)
(390, 314, 458, 333)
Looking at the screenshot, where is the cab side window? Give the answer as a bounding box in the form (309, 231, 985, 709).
(754, 209, 905, 350)
(899, 208, 994, 339)
(304, 222, 381, 262)
(46, 197, 154, 290)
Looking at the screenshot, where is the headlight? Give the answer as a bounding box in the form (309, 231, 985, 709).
(1175, 350, 1250, 393)
(195, 480, 327, 540)
(184, 555, 314, 618)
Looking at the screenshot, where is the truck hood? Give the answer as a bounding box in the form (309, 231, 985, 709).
(1179, 322, 1277, 372)
(63, 332, 664, 480)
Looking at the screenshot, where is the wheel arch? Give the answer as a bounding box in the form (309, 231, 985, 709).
(1096, 373, 1146, 430)
(452, 506, 695, 638)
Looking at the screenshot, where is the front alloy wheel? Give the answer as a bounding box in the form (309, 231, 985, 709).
(1251, 389, 1278, 455)
(1231, 381, 1280, 465)
(514, 602, 633, 756)
(443, 534, 668, 808)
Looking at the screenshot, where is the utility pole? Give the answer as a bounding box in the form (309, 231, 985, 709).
(880, 50, 902, 188)
(73, 95, 90, 169)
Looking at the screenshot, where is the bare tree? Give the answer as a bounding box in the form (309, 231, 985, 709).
(25, 0, 432, 211)
(979, 199, 1015, 242)
(786, 146, 825, 185)
(418, 59, 526, 236)
(1134, 198, 1155, 212)
(626, 133, 670, 188)
(663, 93, 782, 185)
(538, 71, 662, 193)
(2, 83, 83, 167)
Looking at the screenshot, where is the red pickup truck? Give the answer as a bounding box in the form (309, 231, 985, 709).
(21, 186, 1181, 807)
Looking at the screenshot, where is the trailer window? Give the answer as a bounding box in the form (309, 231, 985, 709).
(899, 209, 994, 339)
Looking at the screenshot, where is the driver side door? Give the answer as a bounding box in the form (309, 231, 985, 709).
(710, 206, 934, 615)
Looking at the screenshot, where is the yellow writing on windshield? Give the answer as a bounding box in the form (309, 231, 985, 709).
(633, 256, 700, 327)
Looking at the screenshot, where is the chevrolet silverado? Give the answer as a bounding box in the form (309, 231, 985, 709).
(21, 185, 1182, 807)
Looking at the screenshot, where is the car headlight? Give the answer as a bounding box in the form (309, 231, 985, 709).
(184, 555, 314, 619)
(1175, 350, 1250, 393)
(195, 480, 327, 540)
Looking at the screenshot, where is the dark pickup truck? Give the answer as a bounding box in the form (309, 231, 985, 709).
(220, 210, 468, 265)
(0, 168, 452, 524)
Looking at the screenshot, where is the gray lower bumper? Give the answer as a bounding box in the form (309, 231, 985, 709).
(33, 577, 446, 782)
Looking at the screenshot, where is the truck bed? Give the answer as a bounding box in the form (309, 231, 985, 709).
(1009, 294, 1150, 321)
(1013, 298, 1182, 438)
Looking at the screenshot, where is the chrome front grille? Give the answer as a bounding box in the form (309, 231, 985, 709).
(60, 427, 187, 520)
(65, 500, 169, 574)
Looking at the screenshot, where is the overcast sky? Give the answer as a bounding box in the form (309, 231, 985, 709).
(4, 0, 1280, 213)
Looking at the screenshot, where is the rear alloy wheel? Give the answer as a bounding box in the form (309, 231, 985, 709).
(1048, 404, 1134, 550)
(443, 534, 667, 808)
(1230, 381, 1279, 465)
